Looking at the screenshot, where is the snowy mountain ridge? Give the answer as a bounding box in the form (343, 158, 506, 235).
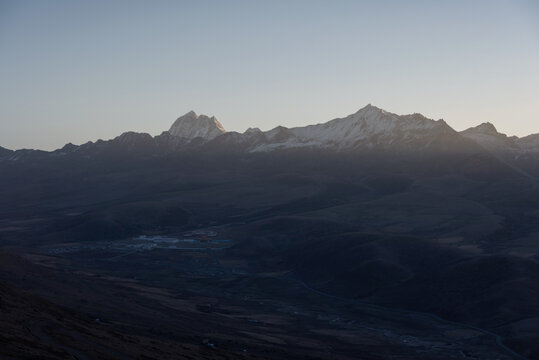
(1, 105, 538, 162)
(162, 104, 456, 152)
(250, 104, 452, 152)
(168, 111, 226, 140)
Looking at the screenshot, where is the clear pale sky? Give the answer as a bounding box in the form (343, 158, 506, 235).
(1, 0, 538, 150)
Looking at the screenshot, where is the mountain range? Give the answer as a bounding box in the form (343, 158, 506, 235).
(1, 104, 539, 359)
(2, 104, 538, 175)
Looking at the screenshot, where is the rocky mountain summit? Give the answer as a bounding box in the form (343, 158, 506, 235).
(168, 111, 226, 140)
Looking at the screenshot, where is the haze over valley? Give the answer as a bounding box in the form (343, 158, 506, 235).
(1, 1, 538, 359)
(1, 105, 539, 359)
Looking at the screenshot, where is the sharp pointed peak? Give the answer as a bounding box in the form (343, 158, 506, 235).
(169, 110, 226, 139)
(352, 104, 397, 119)
(176, 111, 221, 123)
(178, 110, 198, 119)
(357, 103, 384, 112)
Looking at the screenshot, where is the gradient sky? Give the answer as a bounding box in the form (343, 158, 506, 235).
(1, 0, 538, 150)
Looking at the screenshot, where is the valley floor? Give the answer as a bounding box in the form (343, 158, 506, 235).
(0, 233, 526, 360)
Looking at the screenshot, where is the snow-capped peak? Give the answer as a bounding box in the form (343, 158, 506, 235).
(248, 104, 456, 152)
(289, 104, 446, 146)
(169, 111, 226, 140)
(355, 103, 385, 114)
